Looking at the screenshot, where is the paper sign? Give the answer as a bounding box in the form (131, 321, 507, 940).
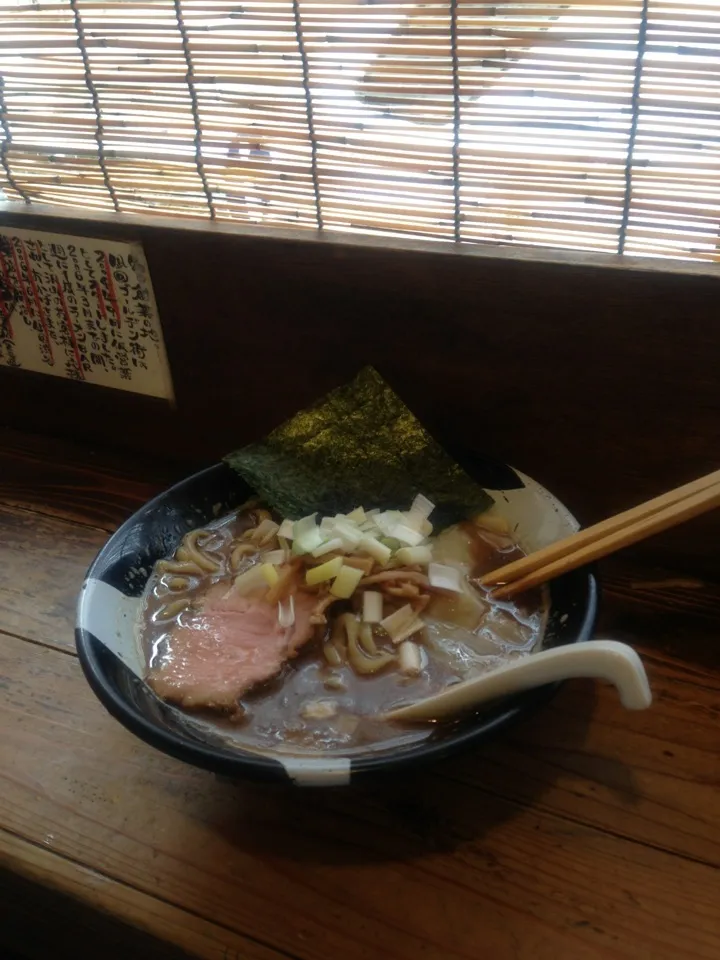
(0, 225, 173, 399)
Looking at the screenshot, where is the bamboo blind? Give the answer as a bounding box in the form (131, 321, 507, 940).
(1, 0, 719, 260)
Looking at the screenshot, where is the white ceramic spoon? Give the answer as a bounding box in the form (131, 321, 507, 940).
(384, 640, 651, 722)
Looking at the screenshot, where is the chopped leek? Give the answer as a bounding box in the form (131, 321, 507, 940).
(277, 518, 295, 540)
(306, 556, 344, 585)
(330, 564, 364, 598)
(294, 512, 318, 536)
(374, 510, 403, 537)
(332, 518, 363, 547)
(292, 512, 324, 554)
(362, 590, 383, 623)
(311, 537, 344, 558)
(359, 519, 380, 533)
(391, 617, 425, 645)
(378, 536, 402, 553)
(379, 603, 415, 639)
(398, 640, 422, 676)
(392, 523, 425, 547)
(395, 545, 433, 566)
(405, 494, 435, 532)
(347, 506, 366, 524)
(411, 493, 435, 519)
(358, 535, 391, 565)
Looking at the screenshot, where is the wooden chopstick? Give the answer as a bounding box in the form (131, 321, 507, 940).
(484, 470, 720, 600)
(482, 467, 720, 588)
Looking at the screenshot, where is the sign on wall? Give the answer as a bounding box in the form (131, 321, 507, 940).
(0, 225, 173, 400)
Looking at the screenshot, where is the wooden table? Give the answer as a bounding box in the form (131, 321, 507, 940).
(1, 427, 718, 960)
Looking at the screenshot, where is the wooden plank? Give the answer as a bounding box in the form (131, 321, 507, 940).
(0, 425, 181, 493)
(442, 659, 720, 869)
(450, 562, 718, 867)
(1, 632, 718, 960)
(0, 465, 717, 869)
(0, 426, 177, 532)
(0, 503, 107, 653)
(0, 428, 717, 957)
(602, 562, 720, 671)
(0, 831, 288, 960)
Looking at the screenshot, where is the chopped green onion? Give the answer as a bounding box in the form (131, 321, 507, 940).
(395, 545, 433, 566)
(378, 536, 402, 553)
(306, 556, 344, 585)
(358, 535, 391, 565)
(330, 565, 365, 598)
(311, 537, 345, 558)
(398, 640, 423, 676)
(375, 510, 403, 537)
(393, 523, 425, 547)
(293, 513, 323, 554)
(379, 603, 415, 639)
(405, 494, 435, 532)
(277, 519, 294, 540)
(391, 617, 426, 645)
(294, 513, 318, 536)
(359, 519, 380, 533)
(332, 518, 363, 547)
(362, 590, 383, 623)
(411, 493, 435, 519)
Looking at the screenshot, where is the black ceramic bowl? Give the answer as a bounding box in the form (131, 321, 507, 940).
(76, 463, 597, 786)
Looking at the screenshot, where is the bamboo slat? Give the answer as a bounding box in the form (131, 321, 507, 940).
(0, 0, 717, 261)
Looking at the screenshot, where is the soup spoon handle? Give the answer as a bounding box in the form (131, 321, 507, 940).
(384, 640, 651, 722)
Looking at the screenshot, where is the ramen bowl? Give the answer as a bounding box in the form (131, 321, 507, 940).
(76, 462, 597, 786)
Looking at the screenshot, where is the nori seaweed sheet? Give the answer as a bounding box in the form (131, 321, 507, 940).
(224, 367, 493, 527)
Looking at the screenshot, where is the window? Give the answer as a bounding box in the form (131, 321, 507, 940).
(1, 0, 719, 260)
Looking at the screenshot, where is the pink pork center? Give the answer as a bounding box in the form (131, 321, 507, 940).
(147, 584, 317, 712)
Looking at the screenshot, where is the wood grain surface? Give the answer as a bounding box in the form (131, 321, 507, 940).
(0, 426, 719, 960)
(0, 504, 106, 652)
(0, 835, 208, 960)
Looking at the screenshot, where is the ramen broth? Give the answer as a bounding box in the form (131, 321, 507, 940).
(139, 506, 547, 756)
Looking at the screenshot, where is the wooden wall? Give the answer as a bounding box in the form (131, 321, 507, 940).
(2, 205, 719, 576)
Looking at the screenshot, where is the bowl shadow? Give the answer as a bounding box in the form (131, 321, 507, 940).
(203, 679, 635, 866)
